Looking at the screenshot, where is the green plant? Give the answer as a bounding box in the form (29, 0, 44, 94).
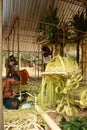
(37, 2, 60, 56)
(60, 116, 87, 130)
(39, 4, 59, 45)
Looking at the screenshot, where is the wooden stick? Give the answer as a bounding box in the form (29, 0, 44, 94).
(35, 104, 62, 130)
(41, 71, 69, 77)
(41, 71, 80, 77)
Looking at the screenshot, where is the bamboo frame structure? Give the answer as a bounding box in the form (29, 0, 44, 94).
(5, 16, 20, 78)
(5, 0, 85, 82)
(2, 0, 87, 129)
(2, 0, 87, 53)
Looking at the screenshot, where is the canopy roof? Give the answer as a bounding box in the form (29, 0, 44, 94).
(2, 0, 87, 52)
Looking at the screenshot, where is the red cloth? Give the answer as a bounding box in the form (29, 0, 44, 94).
(15, 69, 30, 85)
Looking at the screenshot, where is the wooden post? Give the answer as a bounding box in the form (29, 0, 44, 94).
(17, 17, 20, 92)
(8, 37, 10, 58)
(17, 17, 19, 71)
(0, 0, 4, 129)
(38, 44, 39, 79)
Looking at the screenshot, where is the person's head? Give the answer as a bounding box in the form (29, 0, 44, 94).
(9, 55, 16, 62)
(11, 74, 20, 84)
(9, 55, 14, 61)
(9, 55, 14, 58)
(11, 74, 20, 81)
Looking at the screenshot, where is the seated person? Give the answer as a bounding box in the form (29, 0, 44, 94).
(9, 55, 18, 76)
(3, 74, 20, 109)
(5, 55, 18, 77)
(6, 55, 30, 85)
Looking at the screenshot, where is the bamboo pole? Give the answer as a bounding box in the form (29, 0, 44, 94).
(17, 17, 20, 92)
(17, 17, 19, 72)
(0, 0, 4, 129)
(7, 37, 10, 58)
(41, 71, 68, 76)
(5, 16, 19, 40)
(35, 104, 61, 130)
(12, 27, 15, 55)
(19, 18, 86, 34)
(38, 44, 39, 79)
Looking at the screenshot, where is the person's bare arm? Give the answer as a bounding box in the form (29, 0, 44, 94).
(3, 79, 16, 98)
(3, 91, 15, 98)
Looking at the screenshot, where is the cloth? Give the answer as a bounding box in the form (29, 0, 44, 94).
(15, 69, 30, 85)
(3, 98, 20, 109)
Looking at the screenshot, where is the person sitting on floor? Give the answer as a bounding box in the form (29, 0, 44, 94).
(3, 74, 20, 109)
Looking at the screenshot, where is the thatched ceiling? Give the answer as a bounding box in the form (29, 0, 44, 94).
(2, 0, 87, 52)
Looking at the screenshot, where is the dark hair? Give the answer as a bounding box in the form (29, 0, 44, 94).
(11, 74, 20, 81)
(9, 55, 14, 59)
